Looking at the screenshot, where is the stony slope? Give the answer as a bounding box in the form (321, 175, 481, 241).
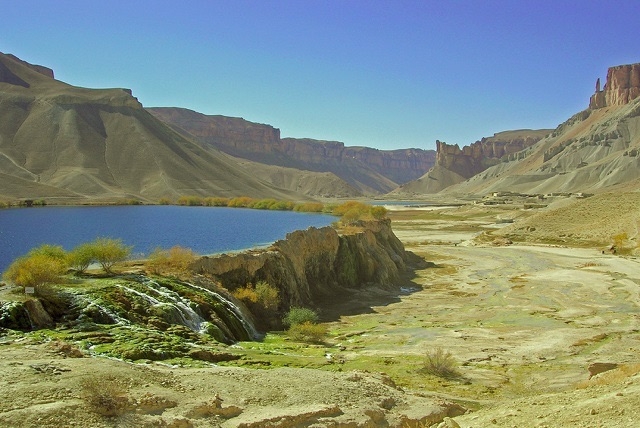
(0, 53, 303, 203)
(148, 107, 436, 196)
(424, 63, 640, 197)
(392, 129, 550, 195)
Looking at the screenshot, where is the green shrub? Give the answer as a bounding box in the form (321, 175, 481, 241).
(331, 201, 387, 224)
(268, 200, 295, 211)
(421, 348, 460, 378)
(177, 195, 204, 206)
(293, 202, 325, 213)
(283, 307, 319, 327)
(158, 197, 173, 205)
(252, 198, 278, 209)
(255, 281, 280, 311)
(28, 244, 67, 261)
(233, 281, 280, 314)
(89, 238, 132, 274)
(287, 321, 327, 343)
(371, 205, 388, 219)
(227, 196, 255, 208)
(204, 197, 230, 207)
(68, 243, 96, 274)
(3, 249, 68, 289)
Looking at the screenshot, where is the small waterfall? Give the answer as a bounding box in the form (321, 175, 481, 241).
(75, 295, 130, 325)
(111, 275, 258, 342)
(116, 282, 204, 333)
(184, 281, 260, 340)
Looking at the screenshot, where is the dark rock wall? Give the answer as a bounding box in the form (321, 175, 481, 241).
(192, 219, 409, 308)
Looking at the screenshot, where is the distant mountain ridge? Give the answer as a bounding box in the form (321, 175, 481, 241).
(148, 107, 436, 196)
(395, 62, 640, 197)
(393, 129, 551, 194)
(0, 52, 303, 202)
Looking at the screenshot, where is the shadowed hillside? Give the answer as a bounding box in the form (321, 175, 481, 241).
(148, 107, 436, 197)
(0, 53, 304, 203)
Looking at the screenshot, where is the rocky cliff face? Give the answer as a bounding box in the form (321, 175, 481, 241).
(589, 63, 640, 109)
(192, 219, 410, 311)
(440, 63, 640, 196)
(393, 130, 549, 195)
(436, 131, 548, 179)
(148, 107, 436, 195)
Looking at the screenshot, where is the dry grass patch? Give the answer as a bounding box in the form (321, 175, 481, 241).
(81, 376, 131, 417)
(576, 363, 640, 389)
(577, 261, 602, 268)
(420, 348, 460, 379)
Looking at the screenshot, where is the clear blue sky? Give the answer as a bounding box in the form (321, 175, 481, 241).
(2, 0, 639, 150)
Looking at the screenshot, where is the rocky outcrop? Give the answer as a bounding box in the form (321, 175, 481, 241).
(192, 219, 410, 309)
(589, 63, 640, 109)
(148, 107, 436, 194)
(435, 131, 547, 179)
(437, 63, 640, 196)
(394, 130, 549, 195)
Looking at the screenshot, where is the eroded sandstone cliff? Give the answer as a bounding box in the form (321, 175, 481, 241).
(589, 63, 640, 109)
(148, 107, 436, 195)
(192, 219, 411, 312)
(393, 129, 550, 194)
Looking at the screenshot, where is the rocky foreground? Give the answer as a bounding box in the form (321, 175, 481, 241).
(1, 196, 640, 427)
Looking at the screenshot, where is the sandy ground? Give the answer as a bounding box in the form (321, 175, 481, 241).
(1, 204, 640, 427)
(385, 209, 640, 427)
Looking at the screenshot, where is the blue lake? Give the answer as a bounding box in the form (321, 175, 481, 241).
(0, 206, 335, 273)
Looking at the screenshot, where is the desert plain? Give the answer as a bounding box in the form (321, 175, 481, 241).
(1, 194, 639, 427)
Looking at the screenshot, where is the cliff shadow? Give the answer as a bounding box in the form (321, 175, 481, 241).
(315, 251, 434, 322)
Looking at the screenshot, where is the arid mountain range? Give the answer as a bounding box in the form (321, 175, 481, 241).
(396, 62, 640, 196)
(148, 107, 436, 196)
(0, 52, 437, 202)
(2, 52, 639, 202)
(0, 52, 303, 203)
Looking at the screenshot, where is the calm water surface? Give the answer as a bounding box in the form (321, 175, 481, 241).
(0, 206, 334, 272)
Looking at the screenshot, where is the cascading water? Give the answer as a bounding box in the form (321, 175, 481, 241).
(116, 282, 205, 333)
(109, 275, 258, 342)
(184, 281, 260, 340)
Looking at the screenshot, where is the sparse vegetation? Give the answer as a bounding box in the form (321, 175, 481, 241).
(420, 348, 460, 379)
(168, 196, 388, 225)
(283, 307, 319, 327)
(146, 245, 198, 275)
(81, 376, 130, 417)
(87, 237, 132, 274)
(67, 243, 96, 274)
(2, 246, 68, 291)
(233, 281, 281, 323)
(282, 307, 326, 343)
(286, 321, 328, 343)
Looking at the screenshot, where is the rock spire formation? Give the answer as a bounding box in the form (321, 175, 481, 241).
(589, 63, 640, 109)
